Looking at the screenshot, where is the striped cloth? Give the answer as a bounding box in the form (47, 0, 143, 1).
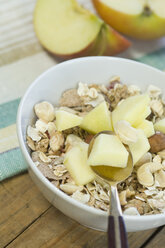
(0, 0, 165, 181)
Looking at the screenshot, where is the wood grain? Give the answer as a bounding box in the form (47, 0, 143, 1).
(0, 173, 50, 247)
(0, 173, 162, 248)
(144, 227, 165, 248)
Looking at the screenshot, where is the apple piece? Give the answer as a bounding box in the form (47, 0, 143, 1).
(80, 101, 113, 134)
(154, 118, 165, 134)
(55, 110, 82, 131)
(134, 106, 151, 127)
(93, 0, 165, 40)
(129, 129, 150, 165)
(137, 120, 155, 138)
(64, 142, 95, 186)
(88, 134, 129, 168)
(112, 94, 150, 127)
(34, 0, 131, 59)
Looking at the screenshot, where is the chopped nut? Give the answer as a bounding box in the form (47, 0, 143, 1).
(137, 162, 162, 187)
(49, 131, 64, 152)
(149, 132, 165, 153)
(114, 120, 138, 145)
(34, 101, 55, 122)
(60, 88, 84, 107)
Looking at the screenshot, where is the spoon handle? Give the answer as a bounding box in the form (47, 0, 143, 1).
(108, 186, 128, 248)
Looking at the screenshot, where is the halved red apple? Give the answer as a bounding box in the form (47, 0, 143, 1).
(34, 0, 131, 58)
(93, 0, 165, 40)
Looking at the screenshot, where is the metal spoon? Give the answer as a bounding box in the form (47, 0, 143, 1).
(88, 131, 133, 248)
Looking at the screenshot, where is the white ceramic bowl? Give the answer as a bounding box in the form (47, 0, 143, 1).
(17, 57, 165, 232)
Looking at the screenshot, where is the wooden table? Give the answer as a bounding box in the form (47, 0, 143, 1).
(0, 173, 164, 248)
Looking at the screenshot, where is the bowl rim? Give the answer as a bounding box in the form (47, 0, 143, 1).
(17, 56, 165, 222)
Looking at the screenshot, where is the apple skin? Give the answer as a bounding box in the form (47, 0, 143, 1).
(35, 23, 131, 59)
(34, 0, 131, 59)
(93, 0, 165, 40)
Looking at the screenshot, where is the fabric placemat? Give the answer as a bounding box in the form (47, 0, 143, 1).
(0, 0, 165, 181)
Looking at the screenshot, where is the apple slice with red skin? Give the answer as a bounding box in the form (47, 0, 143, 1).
(34, 0, 131, 59)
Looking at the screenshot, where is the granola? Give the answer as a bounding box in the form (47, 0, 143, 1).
(27, 77, 165, 216)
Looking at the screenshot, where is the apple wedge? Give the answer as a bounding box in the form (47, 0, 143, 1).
(154, 118, 165, 134)
(55, 110, 82, 131)
(80, 101, 113, 134)
(64, 142, 95, 186)
(112, 94, 150, 127)
(88, 133, 129, 168)
(137, 120, 155, 138)
(34, 0, 130, 58)
(129, 129, 150, 165)
(93, 0, 165, 40)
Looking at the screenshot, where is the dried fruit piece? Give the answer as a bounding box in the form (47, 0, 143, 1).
(149, 132, 165, 153)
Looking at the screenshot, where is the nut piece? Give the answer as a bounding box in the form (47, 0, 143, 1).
(114, 120, 138, 145)
(137, 162, 162, 187)
(34, 101, 55, 122)
(154, 170, 165, 188)
(49, 131, 64, 152)
(149, 132, 165, 153)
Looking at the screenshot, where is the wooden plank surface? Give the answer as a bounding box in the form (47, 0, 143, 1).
(0, 173, 164, 248)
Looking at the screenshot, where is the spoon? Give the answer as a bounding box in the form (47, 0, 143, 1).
(88, 131, 133, 248)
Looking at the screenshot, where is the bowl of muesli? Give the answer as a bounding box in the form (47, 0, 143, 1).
(17, 57, 165, 232)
